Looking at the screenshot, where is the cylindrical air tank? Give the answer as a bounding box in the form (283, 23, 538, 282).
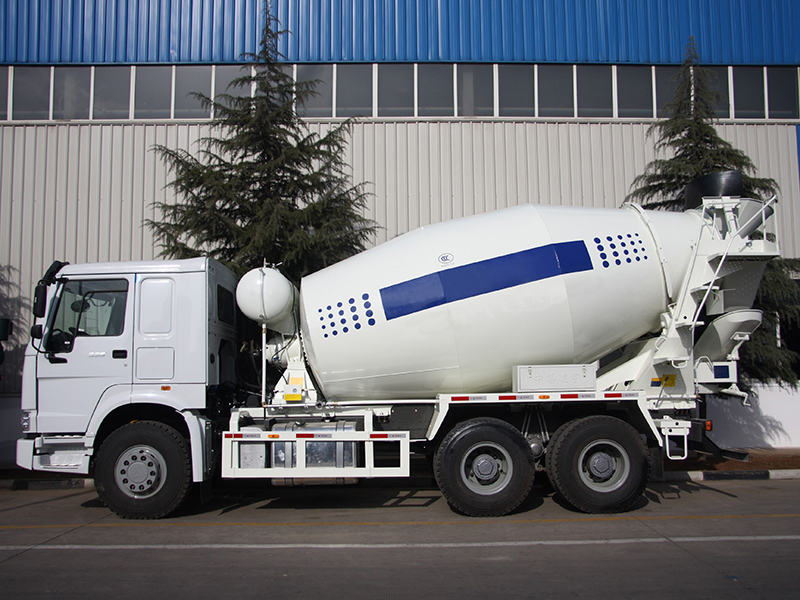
(295, 204, 702, 400)
(236, 266, 298, 334)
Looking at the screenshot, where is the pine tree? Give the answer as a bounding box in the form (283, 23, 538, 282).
(627, 37, 777, 208)
(741, 259, 800, 389)
(627, 37, 800, 389)
(148, 20, 376, 285)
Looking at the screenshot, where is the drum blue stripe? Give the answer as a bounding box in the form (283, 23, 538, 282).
(380, 240, 592, 321)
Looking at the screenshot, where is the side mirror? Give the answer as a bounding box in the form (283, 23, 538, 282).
(30, 324, 43, 340)
(33, 284, 48, 319)
(71, 299, 91, 313)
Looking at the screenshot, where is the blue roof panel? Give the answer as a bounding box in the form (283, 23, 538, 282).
(1, 0, 799, 65)
(0, 0, 265, 64)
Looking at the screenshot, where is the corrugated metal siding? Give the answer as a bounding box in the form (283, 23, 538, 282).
(1, 119, 798, 393)
(0, 122, 209, 393)
(338, 121, 800, 246)
(274, 0, 800, 65)
(0, 0, 265, 64)
(2, 1, 800, 65)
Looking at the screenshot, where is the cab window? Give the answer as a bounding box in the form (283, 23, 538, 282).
(45, 279, 129, 353)
(217, 284, 235, 325)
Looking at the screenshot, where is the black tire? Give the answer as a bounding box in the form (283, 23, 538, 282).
(95, 421, 192, 519)
(434, 417, 535, 517)
(546, 415, 650, 514)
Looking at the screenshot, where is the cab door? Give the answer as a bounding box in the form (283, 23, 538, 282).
(36, 277, 134, 433)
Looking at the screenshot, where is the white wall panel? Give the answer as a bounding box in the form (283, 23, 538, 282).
(1, 120, 799, 394)
(0, 123, 212, 394)
(345, 121, 799, 249)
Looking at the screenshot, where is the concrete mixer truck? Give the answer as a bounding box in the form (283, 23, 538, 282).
(17, 195, 779, 519)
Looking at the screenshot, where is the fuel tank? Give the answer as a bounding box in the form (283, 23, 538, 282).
(296, 203, 701, 400)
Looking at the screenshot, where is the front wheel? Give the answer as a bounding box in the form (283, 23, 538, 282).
(95, 421, 192, 519)
(546, 415, 650, 513)
(434, 418, 535, 517)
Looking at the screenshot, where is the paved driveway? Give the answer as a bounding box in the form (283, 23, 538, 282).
(1, 478, 799, 599)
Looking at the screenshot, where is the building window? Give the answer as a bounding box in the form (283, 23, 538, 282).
(134, 66, 171, 119)
(336, 64, 372, 118)
(577, 65, 612, 118)
(704, 66, 730, 118)
(0, 66, 7, 120)
(538, 65, 573, 118)
(296, 64, 333, 118)
(53, 66, 90, 120)
(617, 65, 652, 118)
(175, 66, 212, 119)
(498, 64, 534, 117)
(216, 65, 250, 100)
(93, 67, 130, 120)
(12, 66, 50, 120)
(378, 64, 413, 117)
(768, 67, 799, 119)
(457, 64, 493, 117)
(3, 60, 798, 124)
(733, 66, 765, 119)
(655, 66, 680, 117)
(418, 64, 453, 117)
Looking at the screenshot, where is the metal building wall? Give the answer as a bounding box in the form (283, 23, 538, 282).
(341, 121, 800, 247)
(1, 119, 798, 394)
(0, 0, 266, 64)
(276, 0, 800, 64)
(2, 0, 800, 65)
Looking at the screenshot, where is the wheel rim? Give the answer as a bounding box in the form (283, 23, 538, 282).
(577, 439, 630, 493)
(114, 445, 167, 499)
(459, 441, 514, 496)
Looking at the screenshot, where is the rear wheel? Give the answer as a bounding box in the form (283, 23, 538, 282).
(95, 421, 192, 519)
(434, 417, 534, 517)
(546, 415, 649, 513)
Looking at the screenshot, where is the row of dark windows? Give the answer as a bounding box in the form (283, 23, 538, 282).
(0, 65, 242, 120)
(1, 63, 798, 121)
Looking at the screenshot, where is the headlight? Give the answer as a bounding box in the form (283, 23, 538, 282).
(20, 411, 31, 432)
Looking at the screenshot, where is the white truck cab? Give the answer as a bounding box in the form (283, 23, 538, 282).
(18, 258, 238, 517)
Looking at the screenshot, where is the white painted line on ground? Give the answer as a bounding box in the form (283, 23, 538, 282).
(2, 535, 799, 552)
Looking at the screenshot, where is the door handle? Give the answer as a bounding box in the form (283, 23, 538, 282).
(112, 350, 128, 359)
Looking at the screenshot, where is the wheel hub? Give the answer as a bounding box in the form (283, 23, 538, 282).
(577, 439, 631, 493)
(472, 454, 500, 481)
(588, 452, 614, 480)
(114, 445, 167, 499)
(459, 441, 514, 496)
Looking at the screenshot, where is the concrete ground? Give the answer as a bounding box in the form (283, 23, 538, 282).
(1, 476, 799, 599)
